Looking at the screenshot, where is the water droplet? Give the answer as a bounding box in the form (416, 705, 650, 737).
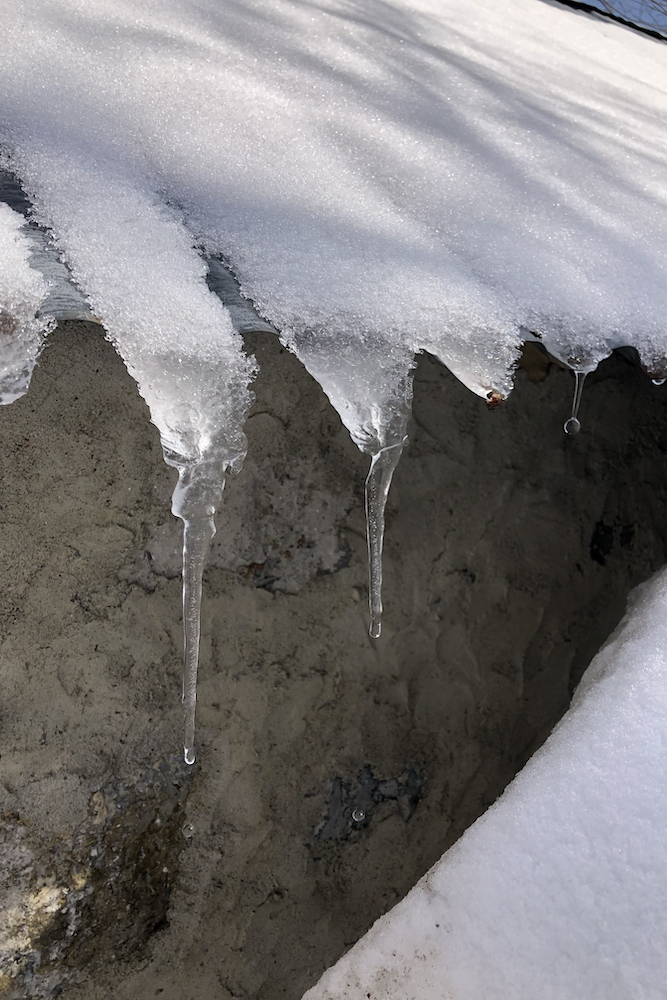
(184, 746, 195, 765)
(352, 809, 366, 823)
(182, 822, 194, 839)
(564, 370, 586, 436)
(653, 378, 666, 386)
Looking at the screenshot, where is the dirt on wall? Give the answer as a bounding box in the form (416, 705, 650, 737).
(1, 322, 666, 1000)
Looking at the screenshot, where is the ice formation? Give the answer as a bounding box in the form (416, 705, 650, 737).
(303, 567, 667, 1000)
(0, 199, 53, 404)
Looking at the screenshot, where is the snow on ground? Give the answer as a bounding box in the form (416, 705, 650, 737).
(0, 202, 53, 404)
(303, 567, 667, 1000)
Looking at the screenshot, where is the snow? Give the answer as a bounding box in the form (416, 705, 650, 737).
(2, 0, 667, 428)
(303, 567, 667, 1000)
(0, 201, 53, 404)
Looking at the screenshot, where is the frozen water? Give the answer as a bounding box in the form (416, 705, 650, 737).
(365, 438, 408, 637)
(563, 370, 587, 435)
(0, 200, 53, 404)
(303, 567, 667, 1000)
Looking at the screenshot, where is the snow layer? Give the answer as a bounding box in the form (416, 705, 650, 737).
(2, 0, 667, 443)
(0, 202, 53, 404)
(3, 146, 255, 495)
(303, 567, 667, 1000)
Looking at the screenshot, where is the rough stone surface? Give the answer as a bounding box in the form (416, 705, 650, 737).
(1, 324, 667, 999)
(1, 758, 193, 998)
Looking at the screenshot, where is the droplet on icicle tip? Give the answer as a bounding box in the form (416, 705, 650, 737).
(652, 378, 666, 386)
(369, 616, 381, 639)
(184, 746, 196, 765)
(352, 809, 366, 823)
(564, 370, 586, 437)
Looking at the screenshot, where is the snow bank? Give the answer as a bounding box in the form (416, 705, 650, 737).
(303, 567, 667, 1000)
(0, 202, 52, 404)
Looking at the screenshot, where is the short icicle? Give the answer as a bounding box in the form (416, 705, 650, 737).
(564, 370, 587, 436)
(365, 437, 408, 638)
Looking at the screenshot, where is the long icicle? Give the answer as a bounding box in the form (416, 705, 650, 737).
(564, 370, 587, 436)
(365, 437, 407, 638)
(181, 510, 216, 765)
(168, 455, 226, 766)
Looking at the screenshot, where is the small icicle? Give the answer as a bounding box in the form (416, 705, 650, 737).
(168, 456, 224, 766)
(365, 437, 407, 638)
(564, 370, 587, 436)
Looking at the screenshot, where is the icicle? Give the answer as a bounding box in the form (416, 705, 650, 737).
(181, 512, 215, 765)
(564, 369, 587, 435)
(167, 455, 227, 765)
(365, 436, 407, 638)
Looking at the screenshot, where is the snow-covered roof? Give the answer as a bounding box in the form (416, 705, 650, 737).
(2, 0, 667, 453)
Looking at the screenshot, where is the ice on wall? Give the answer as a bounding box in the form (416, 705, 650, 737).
(303, 567, 667, 1000)
(0, 201, 53, 404)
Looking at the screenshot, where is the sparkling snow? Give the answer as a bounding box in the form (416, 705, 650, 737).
(2, 0, 667, 437)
